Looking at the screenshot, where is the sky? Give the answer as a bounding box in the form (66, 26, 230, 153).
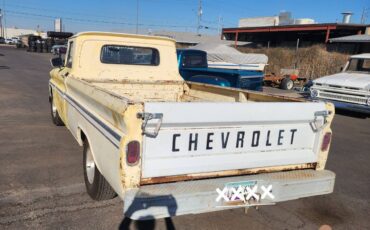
(1, 0, 370, 34)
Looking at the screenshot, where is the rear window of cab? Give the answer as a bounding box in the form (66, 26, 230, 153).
(100, 45, 160, 66)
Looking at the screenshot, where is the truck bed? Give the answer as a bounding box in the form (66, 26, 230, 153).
(71, 78, 330, 182)
(87, 79, 302, 103)
(63, 77, 332, 186)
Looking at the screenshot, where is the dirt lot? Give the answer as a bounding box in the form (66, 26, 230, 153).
(0, 46, 369, 230)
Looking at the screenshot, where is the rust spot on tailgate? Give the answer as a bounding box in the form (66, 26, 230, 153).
(140, 163, 316, 185)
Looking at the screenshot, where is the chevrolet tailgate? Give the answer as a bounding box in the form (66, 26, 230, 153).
(141, 102, 329, 179)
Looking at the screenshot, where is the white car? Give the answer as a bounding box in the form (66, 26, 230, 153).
(11, 37, 20, 44)
(4, 38, 13, 44)
(310, 53, 370, 114)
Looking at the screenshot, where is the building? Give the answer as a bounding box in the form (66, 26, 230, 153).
(222, 23, 370, 47)
(239, 16, 279, 28)
(3, 27, 37, 39)
(238, 12, 308, 28)
(223, 11, 370, 47)
(328, 33, 370, 54)
(54, 18, 62, 32)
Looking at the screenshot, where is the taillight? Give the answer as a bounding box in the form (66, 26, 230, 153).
(126, 141, 140, 165)
(321, 132, 332, 151)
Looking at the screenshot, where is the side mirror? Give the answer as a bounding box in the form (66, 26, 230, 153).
(50, 57, 63, 68)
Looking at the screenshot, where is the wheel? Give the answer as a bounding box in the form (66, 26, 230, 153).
(50, 95, 64, 126)
(280, 78, 294, 90)
(83, 140, 116, 200)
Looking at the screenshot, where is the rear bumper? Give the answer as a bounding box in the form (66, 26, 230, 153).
(123, 169, 335, 220)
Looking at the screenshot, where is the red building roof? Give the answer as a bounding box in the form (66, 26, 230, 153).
(222, 23, 369, 45)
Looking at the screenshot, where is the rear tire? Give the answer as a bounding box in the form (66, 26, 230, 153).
(280, 78, 294, 90)
(83, 140, 116, 200)
(50, 96, 64, 126)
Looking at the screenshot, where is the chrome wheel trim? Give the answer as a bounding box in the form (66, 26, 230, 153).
(85, 147, 95, 184)
(51, 100, 57, 117)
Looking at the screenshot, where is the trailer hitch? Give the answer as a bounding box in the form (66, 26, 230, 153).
(310, 110, 330, 132)
(137, 113, 163, 138)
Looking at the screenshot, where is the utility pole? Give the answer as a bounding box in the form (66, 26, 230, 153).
(197, 0, 202, 35)
(360, 7, 368, 24)
(2, 0, 6, 38)
(0, 9, 3, 37)
(217, 15, 223, 35)
(294, 38, 300, 69)
(136, 0, 139, 34)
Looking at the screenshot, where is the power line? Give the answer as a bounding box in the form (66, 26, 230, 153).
(5, 3, 128, 21)
(4, 1, 235, 34)
(5, 1, 200, 27)
(5, 9, 196, 29)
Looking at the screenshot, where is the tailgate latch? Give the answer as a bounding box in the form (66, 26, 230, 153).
(137, 113, 163, 138)
(310, 110, 329, 132)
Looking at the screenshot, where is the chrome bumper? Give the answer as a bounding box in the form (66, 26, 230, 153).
(321, 99, 370, 114)
(123, 169, 335, 220)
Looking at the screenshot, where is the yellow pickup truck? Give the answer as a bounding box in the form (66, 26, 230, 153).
(49, 32, 335, 220)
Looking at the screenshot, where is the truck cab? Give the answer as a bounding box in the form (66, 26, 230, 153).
(310, 53, 370, 114)
(177, 49, 264, 91)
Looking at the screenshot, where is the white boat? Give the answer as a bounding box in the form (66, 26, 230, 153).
(192, 42, 268, 71)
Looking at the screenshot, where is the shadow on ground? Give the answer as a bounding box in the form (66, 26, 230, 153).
(119, 217, 175, 230)
(118, 194, 177, 230)
(335, 109, 369, 119)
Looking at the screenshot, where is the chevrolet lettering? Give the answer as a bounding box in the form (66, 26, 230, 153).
(172, 129, 298, 152)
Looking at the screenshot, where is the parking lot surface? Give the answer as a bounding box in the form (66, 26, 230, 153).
(0, 46, 369, 230)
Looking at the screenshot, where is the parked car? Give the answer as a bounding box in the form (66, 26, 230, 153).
(310, 53, 370, 114)
(5, 38, 14, 44)
(0, 37, 5, 44)
(11, 37, 20, 44)
(49, 32, 335, 220)
(177, 49, 264, 91)
(51, 44, 67, 55)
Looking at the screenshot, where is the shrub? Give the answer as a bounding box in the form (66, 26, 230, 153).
(238, 45, 349, 79)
